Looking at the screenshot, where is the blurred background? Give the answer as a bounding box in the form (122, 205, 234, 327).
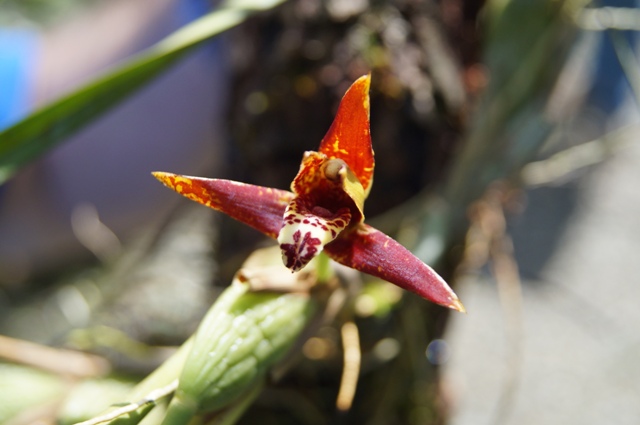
(1, 0, 639, 423)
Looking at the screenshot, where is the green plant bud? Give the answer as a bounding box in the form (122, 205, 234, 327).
(162, 277, 315, 425)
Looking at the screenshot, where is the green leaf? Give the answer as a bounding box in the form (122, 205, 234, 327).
(0, 0, 286, 185)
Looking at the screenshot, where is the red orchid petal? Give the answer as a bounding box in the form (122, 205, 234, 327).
(319, 74, 375, 196)
(153, 172, 293, 238)
(324, 224, 465, 312)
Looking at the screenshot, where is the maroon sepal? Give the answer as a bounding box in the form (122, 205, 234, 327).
(324, 224, 465, 311)
(153, 172, 292, 239)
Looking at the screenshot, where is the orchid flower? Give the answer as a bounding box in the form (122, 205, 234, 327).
(153, 75, 464, 312)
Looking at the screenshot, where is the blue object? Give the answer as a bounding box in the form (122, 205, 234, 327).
(587, 0, 640, 114)
(178, 0, 214, 22)
(0, 29, 37, 130)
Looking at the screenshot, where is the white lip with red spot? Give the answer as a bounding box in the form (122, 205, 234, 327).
(278, 199, 351, 272)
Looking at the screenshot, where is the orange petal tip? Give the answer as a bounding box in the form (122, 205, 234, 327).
(152, 171, 176, 186)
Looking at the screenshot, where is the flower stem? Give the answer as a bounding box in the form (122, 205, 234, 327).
(316, 252, 333, 284)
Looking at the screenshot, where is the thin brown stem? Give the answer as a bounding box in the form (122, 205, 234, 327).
(0, 334, 110, 378)
(336, 321, 361, 412)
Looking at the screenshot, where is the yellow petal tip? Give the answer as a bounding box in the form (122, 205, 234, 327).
(152, 171, 177, 187)
(450, 297, 466, 313)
